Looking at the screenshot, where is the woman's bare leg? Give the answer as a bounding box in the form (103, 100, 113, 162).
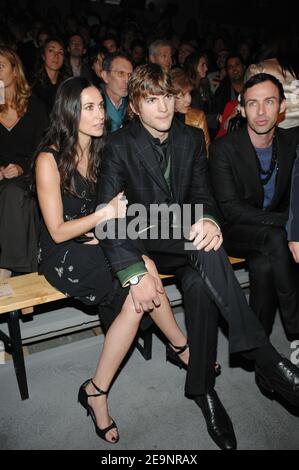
(85, 256, 188, 442)
(85, 293, 141, 442)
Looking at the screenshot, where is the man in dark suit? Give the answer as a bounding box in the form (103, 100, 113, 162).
(287, 147, 299, 263)
(210, 73, 299, 338)
(97, 65, 299, 450)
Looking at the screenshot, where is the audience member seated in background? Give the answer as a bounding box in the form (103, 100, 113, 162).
(237, 40, 254, 68)
(213, 54, 245, 118)
(170, 67, 210, 148)
(245, 27, 299, 129)
(287, 146, 299, 264)
(130, 40, 146, 68)
(0, 47, 48, 278)
(208, 35, 230, 73)
(183, 51, 219, 139)
(90, 47, 106, 88)
(177, 40, 195, 68)
(148, 39, 173, 72)
(33, 37, 71, 114)
(209, 73, 299, 337)
(34, 76, 189, 444)
(207, 48, 229, 95)
(67, 33, 91, 79)
(101, 34, 119, 54)
(100, 52, 133, 132)
(36, 28, 50, 49)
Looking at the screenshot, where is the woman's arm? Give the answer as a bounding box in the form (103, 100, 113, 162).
(36, 152, 126, 244)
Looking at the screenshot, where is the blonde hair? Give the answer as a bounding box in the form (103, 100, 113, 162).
(0, 47, 31, 117)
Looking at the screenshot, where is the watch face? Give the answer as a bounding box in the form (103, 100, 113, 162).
(130, 276, 139, 285)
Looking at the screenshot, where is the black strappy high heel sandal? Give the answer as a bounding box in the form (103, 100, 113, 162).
(166, 342, 189, 370)
(166, 342, 222, 376)
(78, 378, 119, 443)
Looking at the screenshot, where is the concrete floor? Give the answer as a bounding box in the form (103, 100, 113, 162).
(0, 308, 299, 451)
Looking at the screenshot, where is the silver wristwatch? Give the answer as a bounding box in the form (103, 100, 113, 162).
(129, 275, 144, 286)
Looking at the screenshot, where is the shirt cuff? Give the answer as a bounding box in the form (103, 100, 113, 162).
(117, 262, 148, 287)
(201, 216, 221, 232)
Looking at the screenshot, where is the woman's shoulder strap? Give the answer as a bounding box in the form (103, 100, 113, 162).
(40, 146, 60, 163)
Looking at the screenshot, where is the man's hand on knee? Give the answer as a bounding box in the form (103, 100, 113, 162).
(142, 255, 164, 292)
(189, 219, 223, 252)
(289, 241, 299, 263)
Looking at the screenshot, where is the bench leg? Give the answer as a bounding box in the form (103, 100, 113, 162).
(7, 310, 29, 400)
(135, 327, 153, 361)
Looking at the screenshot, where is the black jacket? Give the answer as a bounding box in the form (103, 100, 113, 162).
(209, 126, 299, 228)
(287, 148, 299, 241)
(213, 76, 238, 115)
(97, 117, 221, 273)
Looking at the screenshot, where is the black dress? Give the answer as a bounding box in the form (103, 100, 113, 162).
(33, 75, 61, 116)
(0, 95, 48, 273)
(38, 148, 118, 306)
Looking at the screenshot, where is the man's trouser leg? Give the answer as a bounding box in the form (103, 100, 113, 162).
(175, 265, 219, 395)
(144, 238, 269, 393)
(223, 224, 299, 334)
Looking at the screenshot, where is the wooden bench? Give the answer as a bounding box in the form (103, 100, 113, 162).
(0, 256, 245, 400)
(0, 273, 66, 400)
(0, 272, 177, 400)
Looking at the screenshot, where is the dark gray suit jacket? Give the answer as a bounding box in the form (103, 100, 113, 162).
(97, 117, 221, 274)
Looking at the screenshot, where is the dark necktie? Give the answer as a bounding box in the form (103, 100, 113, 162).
(154, 139, 169, 174)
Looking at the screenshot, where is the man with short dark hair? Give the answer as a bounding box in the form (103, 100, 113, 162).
(177, 40, 195, 68)
(101, 52, 133, 132)
(210, 73, 299, 337)
(213, 54, 245, 116)
(68, 33, 91, 79)
(101, 34, 118, 54)
(98, 64, 299, 450)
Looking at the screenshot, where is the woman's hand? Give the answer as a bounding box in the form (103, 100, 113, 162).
(106, 191, 128, 219)
(1, 164, 23, 179)
(83, 232, 99, 245)
(289, 241, 299, 263)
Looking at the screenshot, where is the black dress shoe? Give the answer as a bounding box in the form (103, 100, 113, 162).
(255, 357, 299, 407)
(194, 390, 237, 450)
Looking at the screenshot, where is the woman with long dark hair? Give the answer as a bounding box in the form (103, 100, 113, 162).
(184, 51, 219, 138)
(34, 76, 189, 444)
